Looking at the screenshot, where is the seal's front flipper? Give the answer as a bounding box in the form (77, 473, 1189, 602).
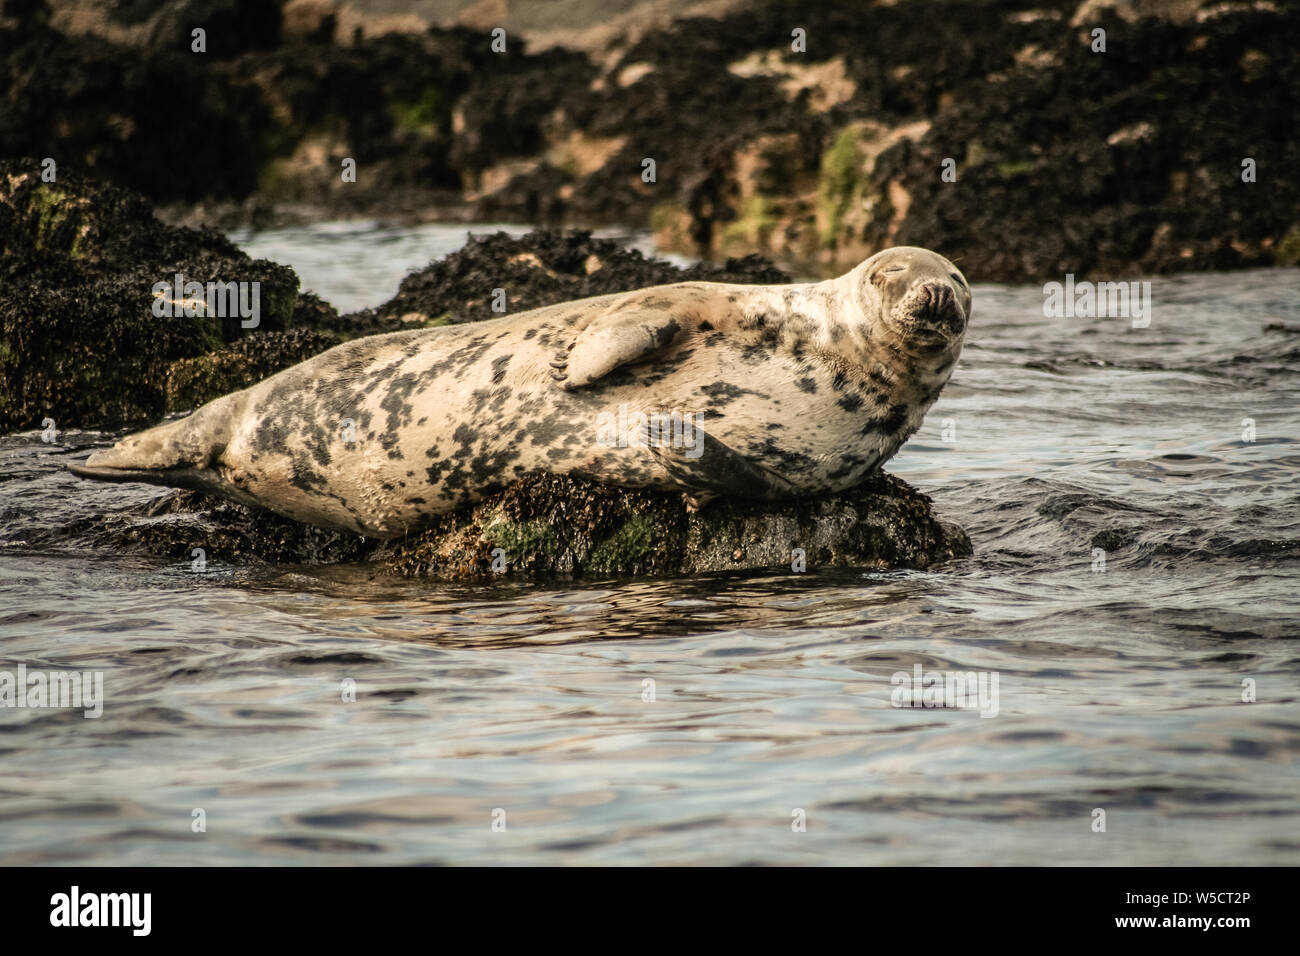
(648, 428, 798, 505)
(554, 310, 684, 389)
(682, 491, 716, 513)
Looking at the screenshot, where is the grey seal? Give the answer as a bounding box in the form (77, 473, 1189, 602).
(70, 246, 971, 537)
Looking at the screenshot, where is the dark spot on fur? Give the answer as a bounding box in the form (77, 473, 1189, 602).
(650, 320, 681, 349)
(825, 453, 870, 481)
(699, 381, 758, 405)
(749, 437, 816, 475)
(882, 404, 909, 433)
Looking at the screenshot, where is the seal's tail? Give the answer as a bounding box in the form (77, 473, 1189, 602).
(68, 398, 239, 498)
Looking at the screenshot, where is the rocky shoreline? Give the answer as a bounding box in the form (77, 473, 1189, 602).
(1, 162, 971, 578)
(4, 0, 1297, 281)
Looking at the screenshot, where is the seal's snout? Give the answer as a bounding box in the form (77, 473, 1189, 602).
(892, 275, 965, 350)
(917, 282, 955, 315)
(910, 279, 961, 327)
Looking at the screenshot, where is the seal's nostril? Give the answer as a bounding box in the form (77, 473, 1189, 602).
(928, 284, 953, 306)
(915, 283, 960, 329)
(919, 282, 947, 308)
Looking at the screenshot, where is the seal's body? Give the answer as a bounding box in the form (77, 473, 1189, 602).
(71, 247, 971, 538)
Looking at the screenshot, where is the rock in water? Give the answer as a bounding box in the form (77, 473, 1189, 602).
(385, 471, 971, 579)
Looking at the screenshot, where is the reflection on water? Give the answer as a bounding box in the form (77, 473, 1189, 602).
(1, 229, 1297, 865)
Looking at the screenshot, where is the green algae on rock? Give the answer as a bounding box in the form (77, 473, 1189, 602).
(382, 471, 970, 580)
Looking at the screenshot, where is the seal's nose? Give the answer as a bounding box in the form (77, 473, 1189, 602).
(919, 282, 954, 314)
(916, 281, 963, 339)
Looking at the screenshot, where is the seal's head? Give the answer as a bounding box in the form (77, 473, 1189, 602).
(854, 246, 971, 355)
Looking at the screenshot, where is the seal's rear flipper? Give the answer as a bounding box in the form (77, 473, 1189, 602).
(647, 428, 798, 505)
(68, 458, 244, 499)
(66, 400, 239, 497)
(69, 461, 176, 484)
(68, 460, 205, 489)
